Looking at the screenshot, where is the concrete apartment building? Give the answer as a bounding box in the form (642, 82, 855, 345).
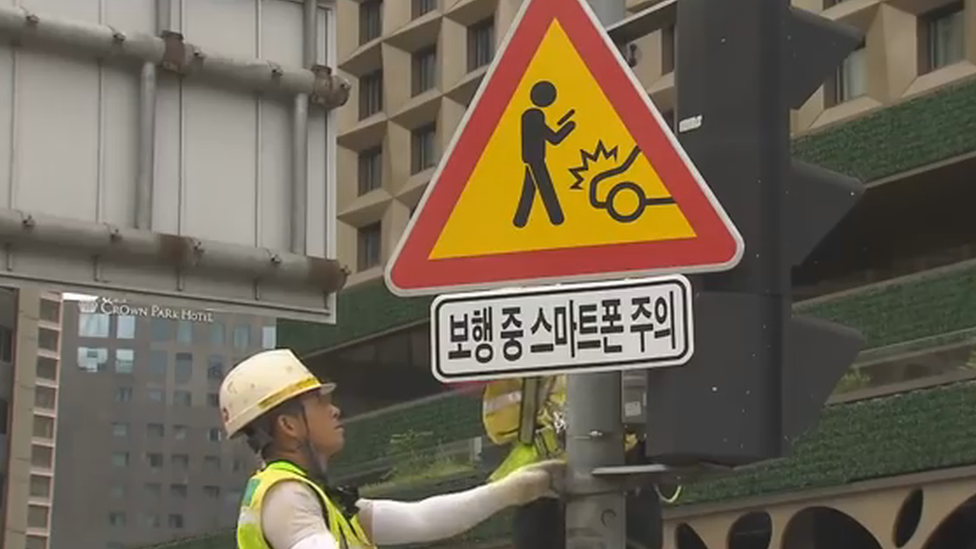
(0, 288, 64, 549)
(151, 0, 976, 547)
(49, 296, 277, 549)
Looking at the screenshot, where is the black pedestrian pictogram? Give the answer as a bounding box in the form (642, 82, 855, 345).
(513, 81, 576, 228)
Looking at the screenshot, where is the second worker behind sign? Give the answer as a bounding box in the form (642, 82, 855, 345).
(513, 80, 577, 229)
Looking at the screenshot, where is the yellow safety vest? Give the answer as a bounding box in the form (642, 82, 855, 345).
(237, 461, 373, 549)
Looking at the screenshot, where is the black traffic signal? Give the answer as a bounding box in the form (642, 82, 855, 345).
(642, 0, 866, 466)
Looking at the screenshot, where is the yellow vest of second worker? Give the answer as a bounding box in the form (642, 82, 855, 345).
(237, 461, 373, 549)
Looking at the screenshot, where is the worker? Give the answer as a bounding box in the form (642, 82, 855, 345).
(220, 349, 566, 549)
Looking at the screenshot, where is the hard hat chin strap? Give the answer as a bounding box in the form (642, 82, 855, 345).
(297, 402, 329, 482)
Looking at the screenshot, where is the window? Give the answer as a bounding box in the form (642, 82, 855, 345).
(357, 223, 382, 272)
(0, 399, 6, 435)
(147, 388, 164, 403)
(147, 452, 163, 469)
(210, 322, 225, 346)
(225, 489, 243, 507)
(207, 392, 220, 408)
(38, 328, 58, 351)
(149, 350, 167, 376)
(207, 355, 224, 381)
(0, 326, 12, 362)
(467, 18, 494, 71)
(78, 347, 109, 372)
(29, 475, 51, 498)
(28, 505, 49, 529)
(175, 352, 193, 384)
(172, 454, 189, 470)
(26, 536, 47, 549)
(145, 482, 162, 498)
(204, 485, 221, 499)
(115, 349, 135, 374)
(112, 422, 129, 438)
(32, 445, 53, 468)
(412, 46, 437, 96)
(173, 424, 187, 440)
(174, 390, 192, 407)
(262, 326, 277, 350)
(207, 428, 223, 442)
(116, 315, 135, 339)
(825, 44, 867, 107)
(204, 455, 221, 471)
(107, 543, 126, 549)
(359, 70, 383, 120)
(151, 318, 171, 341)
(233, 458, 248, 472)
(920, 3, 965, 74)
(115, 386, 132, 402)
(36, 356, 57, 380)
(169, 514, 185, 529)
(34, 386, 56, 410)
(176, 320, 193, 344)
(108, 512, 127, 527)
(411, 123, 436, 174)
(359, 0, 382, 45)
(110, 482, 126, 499)
(358, 146, 382, 195)
(170, 484, 188, 498)
(33, 415, 54, 439)
(147, 423, 164, 438)
(662, 24, 675, 74)
(111, 451, 129, 468)
(144, 513, 161, 528)
(39, 299, 60, 323)
(79, 312, 110, 337)
(233, 325, 250, 349)
(413, 0, 435, 18)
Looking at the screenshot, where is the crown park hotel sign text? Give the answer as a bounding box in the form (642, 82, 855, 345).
(81, 299, 216, 323)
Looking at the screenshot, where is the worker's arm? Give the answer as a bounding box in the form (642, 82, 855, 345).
(262, 481, 340, 549)
(356, 460, 564, 545)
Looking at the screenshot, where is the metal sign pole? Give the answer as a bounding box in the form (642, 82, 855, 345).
(566, 3, 629, 548)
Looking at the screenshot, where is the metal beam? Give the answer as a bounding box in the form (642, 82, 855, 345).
(605, 0, 676, 45)
(0, 4, 350, 109)
(0, 209, 348, 294)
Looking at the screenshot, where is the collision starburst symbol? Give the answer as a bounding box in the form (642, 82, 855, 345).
(569, 140, 620, 190)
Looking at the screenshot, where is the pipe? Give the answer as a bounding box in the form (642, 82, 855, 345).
(136, 62, 156, 230)
(291, 0, 317, 255)
(134, 0, 170, 231)
(0, 4, 350, 109)
(0, 209, 349, 293)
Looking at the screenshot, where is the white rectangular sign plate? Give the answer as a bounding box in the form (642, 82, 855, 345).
(430, 275, 694, 382)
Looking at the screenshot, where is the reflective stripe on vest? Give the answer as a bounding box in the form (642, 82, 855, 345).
(237, 461, 373, 549)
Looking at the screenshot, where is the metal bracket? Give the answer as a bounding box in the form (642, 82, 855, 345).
(310, 64, 351, 109)
(160, 30, 188, 74)
(590, 463, 731, 492)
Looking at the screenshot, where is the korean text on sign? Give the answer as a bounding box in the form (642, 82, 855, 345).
(431, 275, 693, 382)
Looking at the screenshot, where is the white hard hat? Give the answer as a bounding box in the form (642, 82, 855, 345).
(219, 349, 336, 439)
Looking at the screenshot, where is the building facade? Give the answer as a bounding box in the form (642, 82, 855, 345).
(149, 0, 976, 547)
(50, 297, 276, 549)
(0, 288, 65, 549)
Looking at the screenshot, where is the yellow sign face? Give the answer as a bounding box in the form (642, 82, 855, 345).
(429, 20, 696, 261)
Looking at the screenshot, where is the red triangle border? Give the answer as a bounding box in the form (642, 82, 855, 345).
(386, 0, 742, 296)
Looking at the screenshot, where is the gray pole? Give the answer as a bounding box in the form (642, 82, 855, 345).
(566, 3, 628, 548)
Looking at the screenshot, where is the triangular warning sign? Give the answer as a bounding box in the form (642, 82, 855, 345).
(385, 0, 743, 297)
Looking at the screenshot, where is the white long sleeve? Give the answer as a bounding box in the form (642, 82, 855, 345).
(262, 481, 340, 549)
(357, 482, 515, 545)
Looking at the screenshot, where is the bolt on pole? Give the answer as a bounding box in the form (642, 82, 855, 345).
(566, 3, 629, 548)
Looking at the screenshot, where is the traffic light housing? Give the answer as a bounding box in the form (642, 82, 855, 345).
(642, 0, 866, 466)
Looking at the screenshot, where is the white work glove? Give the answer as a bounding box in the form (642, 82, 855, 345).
(493, 460, 567, 506)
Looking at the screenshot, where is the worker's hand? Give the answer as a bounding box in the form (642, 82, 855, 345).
(495, 459, 567, 506)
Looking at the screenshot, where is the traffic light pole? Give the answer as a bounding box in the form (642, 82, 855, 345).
(566, 6, 629, 549)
